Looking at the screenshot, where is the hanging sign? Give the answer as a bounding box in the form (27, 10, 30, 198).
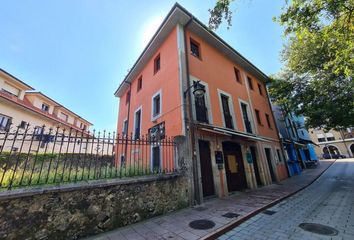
(215, 151, 224, 164)
(246, 152, 253, 164)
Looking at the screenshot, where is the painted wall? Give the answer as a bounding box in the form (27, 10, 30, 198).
(186, 31, 278, 140)
(117, 27, 182, 138)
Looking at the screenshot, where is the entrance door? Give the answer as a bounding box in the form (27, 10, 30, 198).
(250, 146, 262, 186)
(198, 140, 215, 197)
(264, 148, 276, 182)
(222, 142, 247, 192)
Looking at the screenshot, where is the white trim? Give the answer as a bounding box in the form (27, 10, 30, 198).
(217, 89, 237, 130)
(133, 106, 142, 139)
(190, 75, 213, 124)
(241, 71, 259, 134)
(177, 23, 186, 135)
(151, 89, 162, 121)
(150, 143, 163, 171)
(122, 118, 128, 135)
(317, 137, 354, 144)
(238, 99, 255, 134)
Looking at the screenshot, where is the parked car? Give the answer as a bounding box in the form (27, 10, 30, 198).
(322, 153, 347, 159)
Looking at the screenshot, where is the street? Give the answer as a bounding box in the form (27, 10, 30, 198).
(218, 159, 354, 240)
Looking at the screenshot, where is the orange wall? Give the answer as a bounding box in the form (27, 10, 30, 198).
(186, 31, 278, 140)
(117, 27, 182, 137)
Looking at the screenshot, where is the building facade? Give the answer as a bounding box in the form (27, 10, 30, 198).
(308, 128, 354, 158)
(0, 69, 93, 153)
(272, 105, 318, 176)
(115, 4, 288, 203)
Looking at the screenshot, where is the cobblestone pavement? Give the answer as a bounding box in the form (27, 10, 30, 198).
(218, 159, 354, 240)
(85, 160, 334, 240)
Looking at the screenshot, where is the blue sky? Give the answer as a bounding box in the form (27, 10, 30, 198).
(0, 0, 286, 131)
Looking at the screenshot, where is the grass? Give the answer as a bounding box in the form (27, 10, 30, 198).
(0, 152, 161, 190)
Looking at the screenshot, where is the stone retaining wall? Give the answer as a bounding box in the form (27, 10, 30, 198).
(0, 174, 189, 240)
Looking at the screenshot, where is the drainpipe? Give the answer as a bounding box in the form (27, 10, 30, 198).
(123, 82, 132, 164)
(183, 17, 201, 205)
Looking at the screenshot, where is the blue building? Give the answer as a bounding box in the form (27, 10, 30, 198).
(272, 105, 318, 176)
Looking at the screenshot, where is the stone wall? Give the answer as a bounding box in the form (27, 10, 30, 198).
(0, 174, 189, 240)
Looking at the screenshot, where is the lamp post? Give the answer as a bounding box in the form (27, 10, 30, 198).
(183, 80, 205, 205)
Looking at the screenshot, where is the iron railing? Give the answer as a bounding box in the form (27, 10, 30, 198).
(0, 124, 177, 190)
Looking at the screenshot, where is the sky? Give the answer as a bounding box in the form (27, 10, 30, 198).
(0, 0, 286, 131)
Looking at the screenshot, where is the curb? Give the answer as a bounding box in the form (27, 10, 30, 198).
(201, 160, 336, 240)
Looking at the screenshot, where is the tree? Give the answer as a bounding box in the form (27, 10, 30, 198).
(209, 0, 354, 130)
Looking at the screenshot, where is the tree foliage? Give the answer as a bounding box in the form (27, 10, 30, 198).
(208, 0, 234, 30)
(209, 0, 354, 130)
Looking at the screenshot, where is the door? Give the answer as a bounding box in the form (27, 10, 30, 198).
(198, 140, 215, 197)
(241, 103, 252, 133)
(194, 82, 208, 123)
(222, 142, 247, 192)
(250, 146, 262, 186)
(264, 148, 276, 182)
(221, 94, 234, 129)
(152, 146, 160, 171)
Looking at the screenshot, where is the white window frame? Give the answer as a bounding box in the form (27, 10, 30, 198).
(41, 103, 49, 112)
(190, 76, 213, 124)
(133, 106, 142, 139)
(122, 118, 128, 135)
(217, 89, 237, 130)
(0, 114, 11, 130)
(150, 144, 163, 172)
(238, 99, 255, 134)
(151, 90, 162, 121)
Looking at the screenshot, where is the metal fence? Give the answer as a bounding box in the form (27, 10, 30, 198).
(0, 124, 177, 190)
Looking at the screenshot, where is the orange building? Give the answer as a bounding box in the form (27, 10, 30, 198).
(115, 4, 288, 203)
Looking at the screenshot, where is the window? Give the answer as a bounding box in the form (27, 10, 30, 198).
(19, 121, 27, 129)
(247, 76, 254, 90)
(190, 39, 200, 58)
(122, 119, 128, 135)
(257, 83, 263, 96)
(134, 108, 142, 139)
(288, 119, 296, 137)
(154, 54, 160, 74)
(151, 145, 161, 172)
(152, 92, 161, 119)
(194, 82, 208, 123)
(318, 137, 326, 142)
(60, 112, 68, 122)
(234, 67, 242, 83)
(265, 113, 272, 129)
(41, 103, 49, 112)
(0, 114, 12, 131)
(326, 133, 335, 141)
(276, 149, 282, 163)
(241, 102, 253, 133)
(220, 94, 234, 129)
(137, 76, 142, 92)
(327, 137, 335, 141)
(34, 126, 44, 140)
(126, 90, 130, 105)
(255, 109, 262, 125)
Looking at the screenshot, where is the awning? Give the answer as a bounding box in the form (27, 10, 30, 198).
(199, 125, 272, 142)
(298, 138, 319, 147)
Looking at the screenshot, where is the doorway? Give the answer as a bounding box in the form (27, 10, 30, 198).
(222, 142, 247, 192)
(198, 140, 215, 197)
(264, 148, 276, 182)
(250, 146, 262, 186)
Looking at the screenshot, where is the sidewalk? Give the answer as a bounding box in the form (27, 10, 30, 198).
(86, 160, 335, 240)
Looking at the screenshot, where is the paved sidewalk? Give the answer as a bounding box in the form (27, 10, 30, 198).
(86, 160, 334, 240)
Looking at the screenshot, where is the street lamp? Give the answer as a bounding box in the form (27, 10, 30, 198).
(184, 80, 205, 98)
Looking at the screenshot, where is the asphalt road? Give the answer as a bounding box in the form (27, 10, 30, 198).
(218, 159, 354, 240)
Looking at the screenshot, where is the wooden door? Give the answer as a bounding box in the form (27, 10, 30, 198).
(223, 142, 247, 192)
(198, 140, 215, 197)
